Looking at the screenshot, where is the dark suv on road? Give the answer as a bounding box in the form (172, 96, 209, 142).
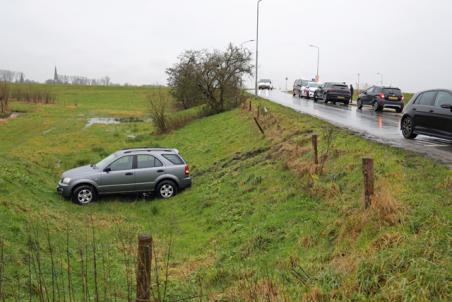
(357, 86, 404, 112)
(401, 89, 452, 140)
(57, 148, 191, 205)
(314, 82, 351, 105)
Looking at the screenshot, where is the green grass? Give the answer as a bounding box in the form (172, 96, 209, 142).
(0, 84, 450, 301)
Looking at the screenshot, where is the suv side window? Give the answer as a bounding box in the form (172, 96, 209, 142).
(137, 155, 163, 169)
(417, 91, 437, 106)
(434, 91, 452, 107)
(109, 156, 133, 171)
(162, 154, 184, 165)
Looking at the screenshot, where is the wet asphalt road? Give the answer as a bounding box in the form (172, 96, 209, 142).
(257, 90, 452, 167)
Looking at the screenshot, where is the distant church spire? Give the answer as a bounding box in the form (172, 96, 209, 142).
(54, 66, 58, 82)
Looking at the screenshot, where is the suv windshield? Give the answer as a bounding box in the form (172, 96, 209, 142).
(259, 79, 271, 83)
(308, 83, 320, 88)
(95, 153, 117, 169)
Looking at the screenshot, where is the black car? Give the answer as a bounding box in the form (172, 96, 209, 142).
(357, 86, 404, 113)
(292, 79, 309, 97)
(401, 89, 452, 140)
(314, 82, 351, 105)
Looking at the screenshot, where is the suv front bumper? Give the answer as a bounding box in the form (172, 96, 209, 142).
(57, 182, 72, 198)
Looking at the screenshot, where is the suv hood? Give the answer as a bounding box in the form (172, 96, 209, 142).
(62, 165, 97, 178)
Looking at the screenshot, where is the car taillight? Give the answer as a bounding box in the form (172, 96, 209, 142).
(401, 95, 404, 101)
(378, 93, 385, 99)
(184, 165, 190, 176)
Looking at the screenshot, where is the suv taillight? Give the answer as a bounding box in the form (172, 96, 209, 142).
(378, 93, 385, 99)
(184, 165, 190, 176)
(401, 95, 404, 101)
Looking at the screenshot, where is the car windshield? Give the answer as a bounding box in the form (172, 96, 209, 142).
(259, 79, 271, 83)
(94, 153, 117, 169)
(308, 83, 320, 88)
(332, 84, 347, 89)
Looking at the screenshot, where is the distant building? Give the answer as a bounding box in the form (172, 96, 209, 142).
(54, 66, 59, 82)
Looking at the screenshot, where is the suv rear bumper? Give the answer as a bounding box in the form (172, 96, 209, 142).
(179, 177, 192, 190)
(378, 100, 404, 109)
(327, 94, 351, 103)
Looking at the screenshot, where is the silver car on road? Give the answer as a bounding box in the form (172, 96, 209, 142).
(57, 148, 192, 205)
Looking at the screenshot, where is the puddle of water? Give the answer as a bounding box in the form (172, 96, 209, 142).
(85, 117, 120, 128)
(0, 112, 21, 122)
(85, 117, 147, 128)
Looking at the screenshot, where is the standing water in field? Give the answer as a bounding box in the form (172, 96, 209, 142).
(85, 117, 121, 128)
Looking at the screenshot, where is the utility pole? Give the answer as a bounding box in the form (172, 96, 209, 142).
(255, 0, 263, 96)
(357, 72, 361, 94)
(309, 44, 320, 82)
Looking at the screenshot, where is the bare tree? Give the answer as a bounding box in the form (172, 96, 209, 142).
(167, 44, 253, 114)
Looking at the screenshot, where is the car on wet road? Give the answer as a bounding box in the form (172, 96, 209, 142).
(357, 86, 404, 113)
(258, 79, 273, 90)
(292, 79, 309, 97)
(302, 82, 322, 99)
(401, 89, 452, 140)
(314, 82, 351, 105)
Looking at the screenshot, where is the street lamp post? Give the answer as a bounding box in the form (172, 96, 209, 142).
(240, 39, 255, 48)
(309, 44, 320, 82)
(255, 0, 263, 96)
(357, 72, 361, 94)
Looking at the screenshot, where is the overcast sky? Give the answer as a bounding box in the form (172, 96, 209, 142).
(1, 0, 451, 91)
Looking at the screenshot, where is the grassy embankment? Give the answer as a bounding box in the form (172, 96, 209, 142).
(0, 84, 450, 301)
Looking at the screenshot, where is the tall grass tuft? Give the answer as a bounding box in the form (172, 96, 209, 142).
(11, 84, 56, 104)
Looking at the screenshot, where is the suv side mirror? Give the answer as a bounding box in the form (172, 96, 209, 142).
(362, 91, 367, 95)
(103, 167, 111, 173)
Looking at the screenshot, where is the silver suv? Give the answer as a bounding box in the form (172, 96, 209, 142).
(57, 148, 191, 205)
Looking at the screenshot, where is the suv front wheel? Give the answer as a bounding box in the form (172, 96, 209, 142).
(157, 180, 178, 199)
(72, 185, 96, 205)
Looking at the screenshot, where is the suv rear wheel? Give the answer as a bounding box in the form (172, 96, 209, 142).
(72, 185, 96, 205)
(401, 116, 417, 139)
(157, 180, 178, 199)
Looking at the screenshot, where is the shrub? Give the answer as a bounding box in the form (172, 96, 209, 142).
(0, 82, 10, 114)
(148, 89, 170, 134)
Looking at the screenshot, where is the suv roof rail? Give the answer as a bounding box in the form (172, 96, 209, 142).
(121, 147, 179, 154)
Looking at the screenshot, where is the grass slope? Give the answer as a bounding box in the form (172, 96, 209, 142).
(0, 85, 450, 301)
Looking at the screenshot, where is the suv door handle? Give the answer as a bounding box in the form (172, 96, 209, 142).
(413, 108, 417, 111)
(429, 109, 434, 113)
(125, 172, 133, 176)
(157, 170, 164, 173)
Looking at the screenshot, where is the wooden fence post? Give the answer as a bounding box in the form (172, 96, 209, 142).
(362, 158, 374, 209)
(311, 135, 318, 165)
(136, 235, 152, 302)
(249, 100, 252, 111)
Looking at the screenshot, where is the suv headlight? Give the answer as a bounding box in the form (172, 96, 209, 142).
(62, 177, 72, 184)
